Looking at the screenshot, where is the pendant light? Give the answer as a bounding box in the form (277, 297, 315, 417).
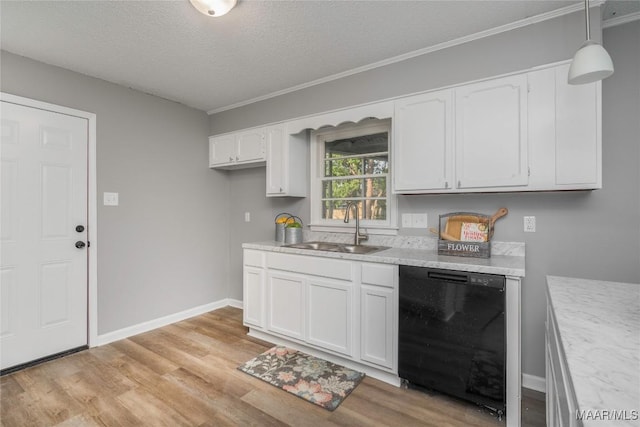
(568, 0, 614, 85)
(190, 0, 237, 17)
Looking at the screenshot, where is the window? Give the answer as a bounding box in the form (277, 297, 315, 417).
(310, 119, 396, 231)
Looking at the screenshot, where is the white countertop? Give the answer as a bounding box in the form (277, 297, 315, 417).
(243, 240, 525, 277)
(546, 276, 640, 426)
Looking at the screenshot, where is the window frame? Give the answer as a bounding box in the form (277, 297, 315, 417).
(309, 119, 397, 233)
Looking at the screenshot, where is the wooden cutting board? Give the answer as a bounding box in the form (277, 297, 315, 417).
(444, 208, 508, 241)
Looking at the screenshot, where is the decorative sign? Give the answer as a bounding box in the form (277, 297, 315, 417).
(460, 222, 489, 242)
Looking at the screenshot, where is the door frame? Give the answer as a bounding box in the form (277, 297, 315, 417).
(1, 92, 99, 348)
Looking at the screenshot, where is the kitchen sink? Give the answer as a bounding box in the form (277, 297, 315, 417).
(284, 241, 389, 255)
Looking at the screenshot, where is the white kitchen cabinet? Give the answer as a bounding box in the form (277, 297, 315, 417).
(208, 127, 266, 169)
(527, 64, 602, 191)
(243, 250, 399, 385)
(455, 74, 529, 189)
(266, 124, 308, 197)
(209, 134, 236, 166)
(266, 271, 306, 341)
(243, 267, 265, 328)
(553, 64, 601, 188)
(393, 61, 600, 194)
(393, 89, 453, 192)
(393, 74, 528, 193)
(243, 250, 266, 328)
(236, 128, 266, 163)
(360, 263, 397, 370)
(306, 278, 353, 356)
(546, 299, 579, 427)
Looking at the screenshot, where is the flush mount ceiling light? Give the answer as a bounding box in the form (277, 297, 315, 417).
(189, 0, 237, 17)
(568, 0, 614, 85)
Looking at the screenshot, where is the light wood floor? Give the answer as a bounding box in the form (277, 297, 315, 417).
(0, 307, 545, 426)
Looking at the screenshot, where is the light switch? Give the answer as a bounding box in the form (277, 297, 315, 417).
(103, 192, 119, 206)
(413, 214, 428, 228)
(401, 213, 413, 228)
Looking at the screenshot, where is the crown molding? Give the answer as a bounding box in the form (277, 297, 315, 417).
(603, 11, 640, 29)
(207, 1, 603, 116)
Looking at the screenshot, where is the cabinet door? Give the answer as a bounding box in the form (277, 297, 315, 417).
(236, 128, 266, 163)
(555, 64, 600, 188)
(267, 271, 305, 340)
(266, 125, 286, 195)
(360, 285, 394, 369)
(394, 89, 453, 192)
(455, 75, 529, 189)
(306, 278, 353, 356)
(243, 266, 265, 328)
(209, 134, 236, 166)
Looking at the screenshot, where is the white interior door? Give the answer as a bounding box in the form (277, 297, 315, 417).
(1, 100, 89, 371)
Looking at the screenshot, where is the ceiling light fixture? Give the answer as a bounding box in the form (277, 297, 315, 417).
(189, 0, 237, 17)
(568, 0, 614, 85)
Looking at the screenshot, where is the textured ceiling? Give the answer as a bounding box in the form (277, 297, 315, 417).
(1, 1, 635, 113)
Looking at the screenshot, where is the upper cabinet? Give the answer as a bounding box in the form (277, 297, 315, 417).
(394, 89, 453, 192)
(527, 64, 601, 190)
(393, 61, 601, 194)
(455, 75, 529, 189)
(265, 124, 308, 197)
(210, 123, 309, 197)
(209, 127, 266, 169)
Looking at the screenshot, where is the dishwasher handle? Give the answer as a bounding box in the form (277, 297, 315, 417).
(427, 271, 469, 283)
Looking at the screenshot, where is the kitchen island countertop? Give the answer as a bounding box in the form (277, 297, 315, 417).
(243, 240, 525, 277)
(546, 275, 640, 426)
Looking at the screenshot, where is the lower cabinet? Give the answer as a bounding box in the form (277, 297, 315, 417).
(243, 249, 398, 376)
(307, 278, 353, 356)
(243, 266, 265, 328)
(360, 285, 394, 369)
(546, 299, 579, 427)
(267, 271, 305, 341)
(243, 250, 265, 328)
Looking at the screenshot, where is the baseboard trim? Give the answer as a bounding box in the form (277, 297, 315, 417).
(226, 298, 243, 309)
(96, 299, 237, 346)
(522, 373, 546, 393)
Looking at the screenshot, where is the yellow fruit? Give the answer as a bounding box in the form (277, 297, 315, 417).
(285, 218, 295, 224)
(276, 217, 287, 224)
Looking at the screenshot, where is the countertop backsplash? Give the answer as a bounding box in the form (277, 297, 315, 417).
(302, 230, 525, 257)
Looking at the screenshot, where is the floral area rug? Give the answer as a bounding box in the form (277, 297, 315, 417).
(237, 346, 365, 411)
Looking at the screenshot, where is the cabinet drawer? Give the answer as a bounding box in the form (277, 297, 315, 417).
(267, 252, 353, 281)
(361, 263, 397, 288)
(244, 249, 265, 268)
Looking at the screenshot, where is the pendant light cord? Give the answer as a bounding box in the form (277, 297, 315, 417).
(584, 0, 591, 41)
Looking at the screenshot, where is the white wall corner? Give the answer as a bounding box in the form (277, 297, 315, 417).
(95, 299, 235, 346)
(522, 373, 546, 393)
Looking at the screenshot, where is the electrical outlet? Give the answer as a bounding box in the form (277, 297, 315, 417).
(244, 212, 251, 222)
(401, 213, 413, 228)
(524, 216, 536, 232)
(413, 213, 428, 228)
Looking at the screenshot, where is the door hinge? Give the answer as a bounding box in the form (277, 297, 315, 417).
(528, 167, 531, 177)
(87, 241, 91, 248)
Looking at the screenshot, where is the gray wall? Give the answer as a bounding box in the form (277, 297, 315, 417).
(1, 51, 231, 335)
(211, 13, 640, 380)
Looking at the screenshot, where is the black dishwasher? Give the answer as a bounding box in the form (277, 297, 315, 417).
(398, 266, 506, 415)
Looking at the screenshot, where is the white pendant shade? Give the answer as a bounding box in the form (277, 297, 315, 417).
(568, 41, 614, 85)
(190, 0, 237, 17)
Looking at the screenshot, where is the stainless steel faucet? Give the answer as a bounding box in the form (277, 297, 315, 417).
(344, 201, 369, 246)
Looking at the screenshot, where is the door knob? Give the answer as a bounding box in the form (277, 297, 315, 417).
(75, 241, 86, 249)
(76, 225, 85, 232)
